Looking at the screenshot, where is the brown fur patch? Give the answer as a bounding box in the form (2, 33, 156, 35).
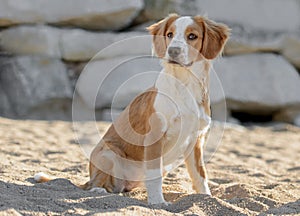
(85, 88, 158, 192)
(194, 16, 230, 60)
(194, 135, 207, 179)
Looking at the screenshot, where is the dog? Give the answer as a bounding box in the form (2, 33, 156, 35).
(35, 14, 229, 205)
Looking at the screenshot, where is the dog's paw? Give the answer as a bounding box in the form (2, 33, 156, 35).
(89, 187, 108, 194)
(149, 201, 171, 207)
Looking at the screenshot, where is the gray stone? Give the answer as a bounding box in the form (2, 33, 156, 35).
(224, 28, 300, 70)
(136, 0, 198, 23)
(0, 56, 72, 117)
(61, 30, 150, 61)
(75, 56, 161, 110)
(224, 28, 283, 56)
(0, 0, 143, 30)
(294, 115, 300, 127)
(213, 54, 300, 112)
(0, 25, 61, 59)
(0, 84, 13, 117)
(196, 0, 300, 32)
(0, 25, 150, 61)
(76, 55, 229, 122)
(281, 35, 300, 69)
(137, 0, 300, 32)
(273, 107, 300, 125)
(211, 100, 228, 122)
(99, 108, 123, 122)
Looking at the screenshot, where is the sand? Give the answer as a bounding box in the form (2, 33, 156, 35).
(0, 117, 299, 215)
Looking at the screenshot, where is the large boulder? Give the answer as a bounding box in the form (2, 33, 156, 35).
(0, 56, 72, 118)
(61, 30, 150, 61)
(75, 56, 160, 110)
(136, 0, 197, 23)
(76, 55, 228, 122)
(213, 54, 300, 114)
(0, 0, 143, 30)
(224, 27, 283, 56)
(0, 25, 150, 61)
(0, 85, 13, 118)
(0, 25, 61, 59)
(137, 0, 300, 32)
(195, 0, 300, 32)
(281, 35, 300, 69)
(224, 28, 300, 70)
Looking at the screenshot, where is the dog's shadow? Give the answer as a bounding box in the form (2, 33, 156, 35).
(0, 178, 212, 215)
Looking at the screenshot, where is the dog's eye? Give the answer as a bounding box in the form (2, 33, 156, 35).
(167, 32, 173, 38)
(188, 33, 198, 40)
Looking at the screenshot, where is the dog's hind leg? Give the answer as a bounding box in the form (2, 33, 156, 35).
(81, 142, 120, 192)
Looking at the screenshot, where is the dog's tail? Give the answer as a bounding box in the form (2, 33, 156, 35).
(34, 172, 92, 190)
(34, 172, 53, 183)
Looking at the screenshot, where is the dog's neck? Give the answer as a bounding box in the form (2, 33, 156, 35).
(156, 60, 211, 116)
(162, 60, 210, 82)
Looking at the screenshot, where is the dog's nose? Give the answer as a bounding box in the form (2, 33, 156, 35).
(168, 47, 181, 58)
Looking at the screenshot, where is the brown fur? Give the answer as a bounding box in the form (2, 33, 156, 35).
(82, 88, 159, 192)
(194, 16, 230, 60)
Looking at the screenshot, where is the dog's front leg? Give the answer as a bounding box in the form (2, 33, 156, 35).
(185, 135, 211, 195)
(144, 140, 167, 205)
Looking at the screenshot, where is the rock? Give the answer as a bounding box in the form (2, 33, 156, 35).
(213, 54, 300, 113)
(271, 123, 290, 132)
(0, 25, 150, 61)
(0, 0, 143, 30)
(224, 29, 300, 70)
(76, 55, 230, 122)
(99, 108, 123, 122)
(0, 25, 61, 59)
(136, 0, 198, 23)
(0, 85, 13, 118)
(211, 101, 228, 122)
(128, 21, 155, 32)
(137, 0, 300, 32)
(227, 117, 241, 125)
(75, 56, 161, 110)
(196, 0, 300, 32)
(0, 56, 72, 117)
(294, 115, 300, 127)
(281, 35, 300, 69)
(61, 30, 150, 61)
(273, 107, 300, 125)
(224, 27, 283, 56)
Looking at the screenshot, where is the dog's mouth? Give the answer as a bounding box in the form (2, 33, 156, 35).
(167, 59, 193, 67)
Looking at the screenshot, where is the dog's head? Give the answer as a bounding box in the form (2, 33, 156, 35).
(147, 14, 230, 67)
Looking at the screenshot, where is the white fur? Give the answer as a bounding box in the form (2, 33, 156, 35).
(154, 62, 211, 149)
(151, 16, 213, 202)
(166, 16, 194, 65)
(145, 168, 166, 205)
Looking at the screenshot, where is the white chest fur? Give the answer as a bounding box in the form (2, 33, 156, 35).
(153, 62, 211, 161)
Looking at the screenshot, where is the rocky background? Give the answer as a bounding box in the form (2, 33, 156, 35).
(0, 0, 300, 126)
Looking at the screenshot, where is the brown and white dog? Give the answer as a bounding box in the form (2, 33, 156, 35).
(35, 14, 229, 205)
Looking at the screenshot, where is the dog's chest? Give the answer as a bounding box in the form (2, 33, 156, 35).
(153, 70, 211, 149)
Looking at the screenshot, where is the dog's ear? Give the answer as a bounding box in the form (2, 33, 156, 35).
(194, 16, 230, 60)
(147, 14, 179, 58)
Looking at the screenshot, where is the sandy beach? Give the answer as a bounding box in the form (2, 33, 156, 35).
(0, 117, 299, 215)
